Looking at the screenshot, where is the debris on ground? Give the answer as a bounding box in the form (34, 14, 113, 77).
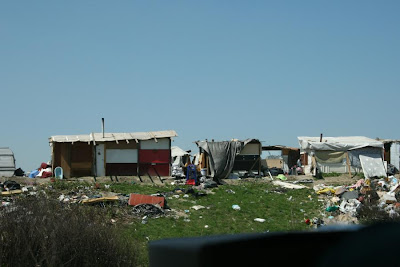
(128, 193, 165, 208)
(312, 176, 400, 227)
(132, 203, 164, 218)
(191, 205, 206, 210)
(272, 180, 306, 189)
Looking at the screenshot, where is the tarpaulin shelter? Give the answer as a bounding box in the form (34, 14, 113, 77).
(171, 146, 191, 167)
(195, 139, 261, 183)
(49, 130, 177, 178)
(298, 136, 386, 178)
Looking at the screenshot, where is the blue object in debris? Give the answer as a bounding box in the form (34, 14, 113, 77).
(29, 170, 39, 178)
(54, 167, 63, 179)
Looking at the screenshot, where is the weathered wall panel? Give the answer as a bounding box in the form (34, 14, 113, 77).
(140, 139, 170, 150)
(106, 149, 138, 163)
(139, 150, 170, 163)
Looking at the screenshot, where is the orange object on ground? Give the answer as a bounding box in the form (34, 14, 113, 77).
(128, 193, 165, 208)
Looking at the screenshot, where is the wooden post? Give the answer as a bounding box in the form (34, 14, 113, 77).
(346, 152, 352, 178)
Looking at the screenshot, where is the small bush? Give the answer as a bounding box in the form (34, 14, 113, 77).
(0, 196, 138, 267)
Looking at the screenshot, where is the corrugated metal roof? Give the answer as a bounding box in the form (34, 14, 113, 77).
(49, 130, 178, 143)
(0, 147, 14, 156)
(298, 136, 384, 151)
(262, 145, 299, 151)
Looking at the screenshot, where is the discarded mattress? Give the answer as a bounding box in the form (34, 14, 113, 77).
(359, 154, 387, 179)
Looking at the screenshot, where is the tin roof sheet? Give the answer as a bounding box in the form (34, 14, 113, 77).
(49, 130, 178, 143)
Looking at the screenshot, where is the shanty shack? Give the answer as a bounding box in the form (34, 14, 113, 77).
(377, 139, 400, 173)
(0, 147, 16, 177)
(49, 130, 177, 178)
(262, 145, 300, 174)
(195, 139, 262, 182)
(298, 136, 386, 178)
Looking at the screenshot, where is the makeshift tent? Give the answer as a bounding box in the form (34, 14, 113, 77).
(171, 146, 191, 167)
(298, 136, 385, 178)
(171, 146, 191, 178)
(195, 139, 261, 183)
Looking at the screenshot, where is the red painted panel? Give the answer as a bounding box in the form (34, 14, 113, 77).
(128, 194, 165, 208)
(106, 163, 137, 176)
(139, 164, 169, 176)
(139, 149, 170, 163)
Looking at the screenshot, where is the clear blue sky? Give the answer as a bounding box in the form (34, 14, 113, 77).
(1, 1, 399, 172)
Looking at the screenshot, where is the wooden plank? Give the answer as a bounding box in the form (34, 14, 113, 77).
(1, 190, 23, 196)
(81, 196, 119, 204)
(61, 143, 71, 178)
(71, 162, 92, 169)
(346, 152, 352, 178)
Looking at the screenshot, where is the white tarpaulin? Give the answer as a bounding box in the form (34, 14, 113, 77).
(298, 136, 384, 151)
(171, 146, 190, 158)
(171, 146, 191, 166)
(359, 154, 387, 179)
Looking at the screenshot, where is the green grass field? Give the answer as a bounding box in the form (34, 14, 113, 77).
(103, 179, 324, 265)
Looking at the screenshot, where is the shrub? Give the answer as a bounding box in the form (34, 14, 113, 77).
(0, 196, 138, 267)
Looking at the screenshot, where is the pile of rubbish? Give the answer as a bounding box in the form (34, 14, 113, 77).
(132, 203, 164, 218)
(313, 175, 400, 225)
(171, 165, 186, 178)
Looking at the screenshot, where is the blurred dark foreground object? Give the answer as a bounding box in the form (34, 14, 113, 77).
(149, 222, 400, 267)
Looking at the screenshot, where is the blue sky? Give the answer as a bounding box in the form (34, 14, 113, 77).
(1, 1, 399, 172)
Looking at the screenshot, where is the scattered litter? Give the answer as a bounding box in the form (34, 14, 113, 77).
(316, 188, 336, 195)
(272, 181, 306, 189)
(334, 187, 347, 196)
(288, 196, 293, 201)
(341, 190, 359, 200)
(325, 206, 339, 212)
(191, 205, 205, 210)
(132, 204, 164, 218)
(254, 218, 266, 223)
(293, 179, 314, 184)
(330, 196, 340, 203)
(277, 174, 287, 181)
(183, 194, 189, 198)
(204, 225, 209, 228)
(226, 189, 236, 194)
(232, 205, 241, 210)
(339, 199, 361, 217)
